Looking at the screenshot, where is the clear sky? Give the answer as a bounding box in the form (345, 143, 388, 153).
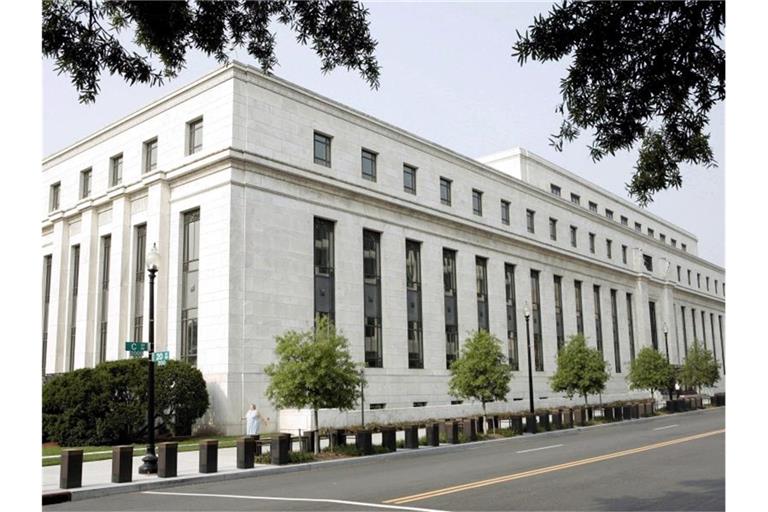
(43, 1, 724, 266)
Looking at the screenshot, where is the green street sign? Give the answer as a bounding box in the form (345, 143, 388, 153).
(125, 341, 148, 352)
(129, 351, 145, 359)
(152, 351, 170, 363)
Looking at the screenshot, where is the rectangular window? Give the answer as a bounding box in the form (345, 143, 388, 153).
(671, 238, 677, 248)
(79, 168, 92, 199)
(403, 164, 417, 194)
(677, 265, 682, 282)
(526, 209, 535, 234)
(574, 280, 584, 335)
(610, 290, 621, 373)
(530, 270, 544, 371)
(626, 293, 636, 362)
(444, 249, 459, 369)
(589, 201, 598, 213)
(42, 255, 53, 375)
(570, 226, 577, 248)
(67, 244, 81, 372)
(97, 235, 111, 364)
(594, 285, 603, 355)
(659, 233, 666, 242)
(505, 263, 518, 370)
(647, 228, 655, 238)
(649, 301, 659, 350)
(314, 218, 335, 322)
(635, 222, 642, 232)
(143, 137, 158, 173)
(606, 239, 612, 259)
(187, 118, 203, 155)
(589, 233, 595, 254)
(476, 257, 489, 331)
(718, 315, 725, 374)
(620, 216, 628, 226)
(363, 230, 382, 368)
(413, 402, 427, 407)
(549, 218, 557, 241)
(440, 177, 452, 205)
(181, 210, 200, 366)
(681, 243, 687, 252)
(715, 280, 719, 294)
(697, 273, 701, 288)
(132, 225, 146, 343)
(554, 276, 564, 351)
(709, 313, 717, 364)
(472, 189, 483, 216)
(313, 132, 332, 167)
(706, 276, 710, 291)
(550, 184, 561, 196)
(681, 306, 689, 357)
(406, 240, 423, 369)
(49, 182, 60, 212)
(109, 154, 123, 187)
(701, 310, 707, 345)
(370, 403, 386, 410)
(605, 209, 614, 220)
(643, 254, 653, 272)
(687, 269, 691, 285)
(361, 149, 377, 181)
(621, 245, 627, 264)
(501, 200, 510, 225)
(570, 193, 581, 205)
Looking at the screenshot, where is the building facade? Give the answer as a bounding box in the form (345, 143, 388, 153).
(42, 63, 726, 434)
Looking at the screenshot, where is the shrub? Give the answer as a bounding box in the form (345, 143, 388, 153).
(42, 358, 209, 446)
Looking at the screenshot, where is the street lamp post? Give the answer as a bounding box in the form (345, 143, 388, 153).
(139, 243, 159, 475)
(360, 367, 365, 429)
(663, 323, 670, 363)
(524, 302, 534, 414)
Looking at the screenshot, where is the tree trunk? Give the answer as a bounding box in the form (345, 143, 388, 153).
(583, 394, 589, 407)
(313, 408, 320, 455)
(482, 402, 492, 434)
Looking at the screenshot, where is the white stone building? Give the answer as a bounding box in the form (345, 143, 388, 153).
(42, 62, 725, 434)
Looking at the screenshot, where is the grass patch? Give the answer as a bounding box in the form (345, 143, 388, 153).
(42, 435, 243, 467)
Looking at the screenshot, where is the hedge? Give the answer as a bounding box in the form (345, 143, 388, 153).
(43, 359, 209, 446)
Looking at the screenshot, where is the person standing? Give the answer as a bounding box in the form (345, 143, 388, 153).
(243, 404, 263, 436)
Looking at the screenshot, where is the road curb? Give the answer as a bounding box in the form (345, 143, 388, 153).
(43, 406, 723, 504)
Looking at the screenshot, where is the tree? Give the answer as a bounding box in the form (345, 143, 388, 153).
(513, 1, 724, 205)
(679, 341, 720, 394)
(43, 0, 380, 103)
(265, 316, 363, 453)
(448, 330, 512, 432)
(627, 347, 673, 401)
(550, 334, 609, 406)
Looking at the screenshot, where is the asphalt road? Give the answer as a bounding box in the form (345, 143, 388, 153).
(47, 408, 725, 511)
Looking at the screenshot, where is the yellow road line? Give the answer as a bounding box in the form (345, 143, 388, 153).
(384, 429, 725, 505)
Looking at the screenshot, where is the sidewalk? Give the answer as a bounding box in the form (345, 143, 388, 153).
(43, 446, 272, 493)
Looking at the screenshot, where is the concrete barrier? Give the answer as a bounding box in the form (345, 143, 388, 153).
(199, 440, 218, 473)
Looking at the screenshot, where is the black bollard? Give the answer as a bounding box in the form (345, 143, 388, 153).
(59, 449, 83, 489)
(404, 425, 419, 449)
(355, 430, 373, 455)
(111, 445, 132, 483)
(380, 427, 397, 452)
(237, 437, 255, 469)
(158, 442, 178, 478)
(199, 439, 218, 473)
(271, 433, 291, 465)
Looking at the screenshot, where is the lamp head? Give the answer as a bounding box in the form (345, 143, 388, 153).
(523, 301, 530, 319)
(146, 243, 160, 271)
